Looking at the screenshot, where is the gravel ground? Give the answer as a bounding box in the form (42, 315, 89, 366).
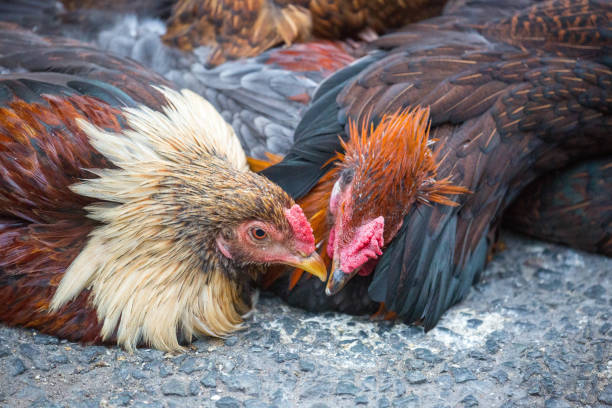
(0, 232, 610, 408)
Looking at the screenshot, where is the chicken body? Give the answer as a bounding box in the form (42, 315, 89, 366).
(262, 0, 612, 328)
(0, 26, 325, 352)
(163, 0, 447, 65)
(505, 158, 612, 256)
(0, 3, 360, 159)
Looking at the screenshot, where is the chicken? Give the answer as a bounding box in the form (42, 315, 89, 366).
(0, 25, 326, 352)
(0, 1, 359, 159)
(505, 157, 612, 257)
(261, 0, 612, 328)
(178, 40, 359, 159)
(162, 0, 447, 66)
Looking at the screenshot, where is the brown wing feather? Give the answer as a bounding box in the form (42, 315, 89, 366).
(505, 158, 612, 256)
(0, 81, 128, 342)
(0, 22, 173, 110)
(163, 0, 446, 66)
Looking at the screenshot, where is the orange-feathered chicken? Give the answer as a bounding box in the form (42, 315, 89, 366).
(261, 0, 612, 326)
(0, 25, 326, 352)
(162, 0, 446, 66)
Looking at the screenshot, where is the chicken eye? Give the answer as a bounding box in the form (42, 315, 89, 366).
(251, 228, 267, 240)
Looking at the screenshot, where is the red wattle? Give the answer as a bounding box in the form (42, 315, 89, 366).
(339, 216, 384, 274)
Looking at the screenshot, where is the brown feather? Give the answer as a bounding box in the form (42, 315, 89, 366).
(163, 0, 446, 65)
(0, 93, 124, 342)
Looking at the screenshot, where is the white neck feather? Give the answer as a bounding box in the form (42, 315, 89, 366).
(50, 88, 250, 351)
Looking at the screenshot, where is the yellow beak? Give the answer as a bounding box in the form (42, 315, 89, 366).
(286, 252, 327, 282)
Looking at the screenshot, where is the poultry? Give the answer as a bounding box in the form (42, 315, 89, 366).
(0, 24, 326, 352)
(505, 157, 612, 257)
(162, 0, 447, 66)
(261, 0, 612, 328)
(0, 1, 359, 159)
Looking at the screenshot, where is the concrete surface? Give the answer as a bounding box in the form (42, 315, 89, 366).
(0, 232, 611, 408)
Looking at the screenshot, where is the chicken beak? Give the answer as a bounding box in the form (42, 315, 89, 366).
(325, 257, 358, 296)
(288, 252, 327, 282)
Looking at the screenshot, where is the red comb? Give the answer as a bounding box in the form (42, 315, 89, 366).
(284, 204, 315, 254)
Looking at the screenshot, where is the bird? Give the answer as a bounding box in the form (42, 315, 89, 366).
(162, 0, 447, 66)
(260, 0, 612, 328)
(0, 24, 326, 352)
(504, 157, 612, 257)
(0, 1, 360, 159)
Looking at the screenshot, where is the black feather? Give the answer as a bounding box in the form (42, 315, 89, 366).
(262, 54, 381, 199)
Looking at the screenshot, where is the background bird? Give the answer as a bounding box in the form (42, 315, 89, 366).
(0, 24, 326, 352)
(504, 158, 612, 257)
(0, 0, 360, 159)
(261, 0, 612, 328)
(162, 0, 447, 66)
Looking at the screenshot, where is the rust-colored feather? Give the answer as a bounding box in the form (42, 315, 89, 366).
(0, 93, 125, 342)
(163, 0, 445, 65)
(339, 107, 469, 232)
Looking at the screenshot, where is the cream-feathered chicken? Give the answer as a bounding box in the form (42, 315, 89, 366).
(0, 25, 326, 352)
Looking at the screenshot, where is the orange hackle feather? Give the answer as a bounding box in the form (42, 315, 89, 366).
(338, 106, 469, 231)
(247, 152, 284, 172)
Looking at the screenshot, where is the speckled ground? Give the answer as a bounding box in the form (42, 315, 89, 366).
(0, 232, 611, 408)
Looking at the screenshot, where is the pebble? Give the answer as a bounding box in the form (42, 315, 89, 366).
(378, 397, 391, 408)
(244, 399, 268, 408)
(451, 367, 477, 383)
(599, 385, 612, 405)
(110, 392, 132, 406)
(159, 363, 174, 377)
(350, 341, 371, 354)
(189, 380, 200, 396)
(468, 350, 489, 361)
(363, 376, 376, 390)
(215, 396, 242, 408)
(584, 285, 605, 299)
(11, 358, 27, 376)
(414, 348, 441, 364)
(225, 336, 239, 347)
(48, 353, 69, 365)
(490, 370, 509, 384)
(180, 357, 202, 374)
(279, 317, 298, 335)
(161, 379, 188, 397)
(222, 373, 260, 395)
(393, 393, 419, 407)
(79, 346, 105, 363)
(299, 360, 315, 372)
(32, 334, 60, 345)
(544, 398, 571, 408)
(406, 372, 427, 384)
(336, 381, 359, 396)
(466, 319, 483, 329)
(201, 372, 217, 388)
(485, 339, 500, 354)
(460, 395, 479, 407)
